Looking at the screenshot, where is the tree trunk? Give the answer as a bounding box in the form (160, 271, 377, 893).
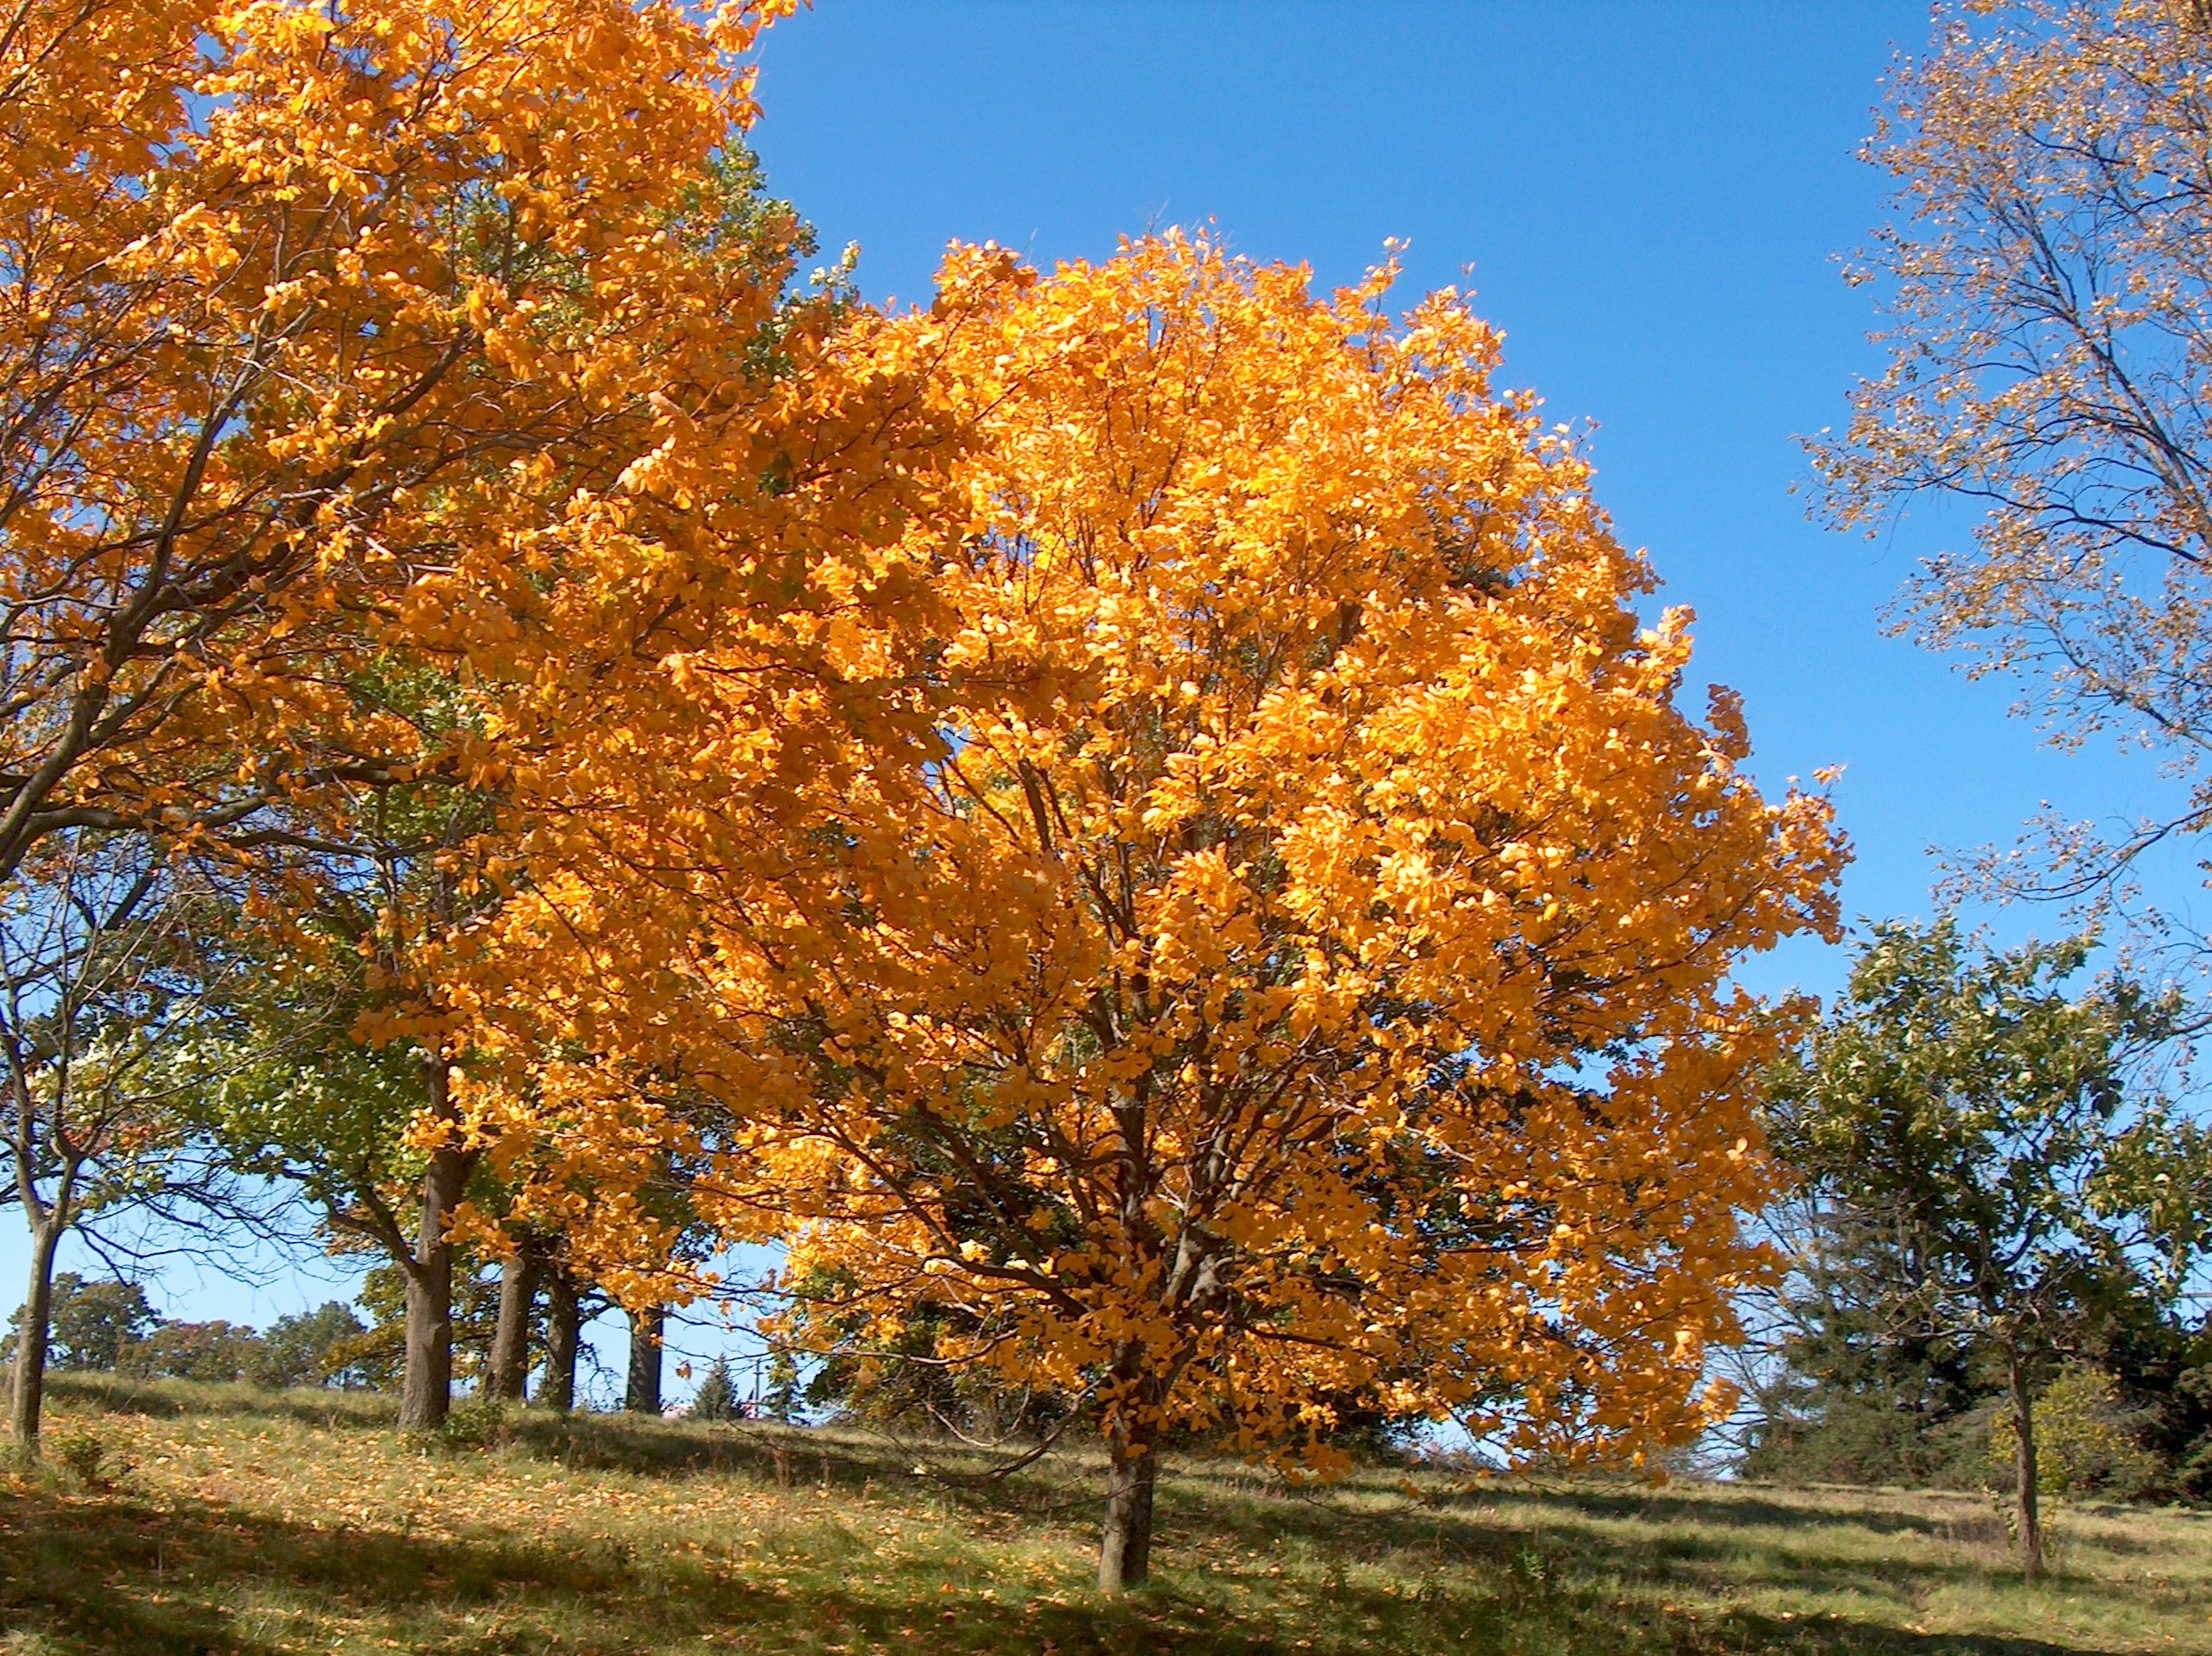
(624, 1302, 665, 1414)
(397, 1142, 470, 1432)
(487, 1244, 542, 1403)
(2009, 1355, 2043, 1584)
(9, 1219, 64, 1458)
(1098, 1435, 1159, 1592)
(541, 1267, 580, 1412)
(399, 1052, 476, 1433)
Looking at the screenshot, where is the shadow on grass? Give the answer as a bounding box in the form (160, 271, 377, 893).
(1511, 1487, 1958, 1538)
(1143, 1470, 2165, 1633)
(51, 1372, 915, 1492)
(482, 1408, 978, 1510)
(20, 1385, 2150, 1655)
(0, 1471, 2125, 1656)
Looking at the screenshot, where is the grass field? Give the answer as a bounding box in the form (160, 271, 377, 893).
(2, 1377, 2206, 1655)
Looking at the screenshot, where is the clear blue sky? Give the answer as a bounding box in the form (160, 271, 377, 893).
(10, 0, 2201, 1359)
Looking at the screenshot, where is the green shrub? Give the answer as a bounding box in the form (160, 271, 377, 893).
(1989, 1366, 2156, 1499)
(435, 1396, 515, 1451)
(44, 1424, 125, 1490)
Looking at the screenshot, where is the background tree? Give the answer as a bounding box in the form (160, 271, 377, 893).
(0, 829, 242, 1453)
(2, 1274, 157, 1373)
(2073, 1299, 2212, 1499)
(330, 758, 500, 1435)
(625, 1304, 668, 1415)
(788, 1290, 1081, 1446)
(2, 1278, 373, 1390)
(535, 1252, 606, 1414)
(249, 1301, 371, 1390)
(327, 1261, 503, 1396)
(200, 653, 602, 1426)
(120, 1319, 262, 1383)
(690, 1355, 742, 1421)
(485, 1228, 553, 1404)
(189, 906, 456, 1417)
(1813, 0, 2212, 908)
(1765, 920, 2207, 1580)
(1737, 1194, 2212, 1497)
(1738, 1200, 1991, 1488)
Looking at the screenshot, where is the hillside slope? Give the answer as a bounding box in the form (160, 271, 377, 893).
(1, 1378, 2204, 1654)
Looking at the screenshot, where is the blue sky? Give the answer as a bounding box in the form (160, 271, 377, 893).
(9, 0, 2201, 1365)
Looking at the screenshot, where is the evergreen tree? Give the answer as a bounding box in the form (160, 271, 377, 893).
(690, 1357, 741, 1422)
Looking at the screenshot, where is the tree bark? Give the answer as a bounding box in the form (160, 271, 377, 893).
(624, 1302, 665, 1414)
(398, 1053, 477, 1433)
(2009, 1354, 2043, 1584)
(541, 1267, 580, 1412)
(8, 1218, 64, 1457)
(397, 1148, 464, 1432)
(397, 1057, 472, 1437)
(486, 1243, 542, 1403)
(1098, 1435, 1159, 1592)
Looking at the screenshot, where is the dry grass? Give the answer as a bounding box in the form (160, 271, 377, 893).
(1, 1375, 2206, 1653)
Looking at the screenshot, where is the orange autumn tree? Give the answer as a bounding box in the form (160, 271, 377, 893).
(476, 236, 1844, 1591)
(1, 0, 975, 1437)
(0, 0, 811, 882)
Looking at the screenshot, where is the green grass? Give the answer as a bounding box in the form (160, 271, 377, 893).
(2, 1376, 2207, 1654)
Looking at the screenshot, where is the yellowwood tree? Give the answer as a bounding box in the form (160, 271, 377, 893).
(475, 236, 1845, 1590)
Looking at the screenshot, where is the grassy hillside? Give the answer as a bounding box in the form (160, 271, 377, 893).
(2, 1379, 2206, 1655)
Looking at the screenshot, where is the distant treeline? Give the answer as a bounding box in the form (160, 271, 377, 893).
(3, 1275, 369, 1392)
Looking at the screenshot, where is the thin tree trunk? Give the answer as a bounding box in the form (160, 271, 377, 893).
(2009, 1355, 2043, 1584)
(624, 1302, 665, 1414)
(487, 1244, 542, 1403)
(1098, 1434, 1159, 1592)
(398, 1064, 472, 1438)
(399, 1054, 476, 1433)
(9, 1217, 64, 1457)
(541, 1267, 580, 1412)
